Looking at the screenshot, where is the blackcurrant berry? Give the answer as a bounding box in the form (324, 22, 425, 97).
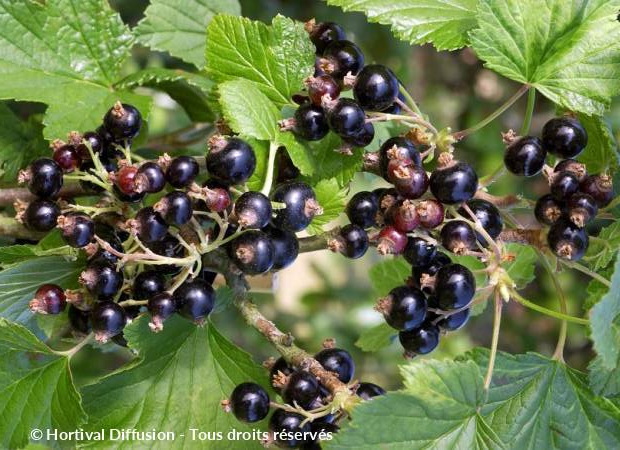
(24, 200, 60, 232)
(403, 237, 437, 267)
(535, 194, 564, 226)
(199, 182, 232, 213)
(24, 158, 63, 198)
(308, 21, 346, 54)
(91, 301, 127, 343)
(346, 191, 378, 229)
(263, 225, 299, 271)
(80, 263, 124, 299)
(135, 161, 166, 193)
(90, 223, 123, 265)
(457, 199, 503, 245)
(412, 252, 451, 291)
(381, 285, 427, 331)
(386, 199, 420, 233)
(173, 278, 215, 325)
(326, 98, 366, 138)
(329, 224, 369, 259)
(133, 270, 166, 300)
(53, 145, 81, 173)
(103, 102, 142, 141)
(375, 187, 399, 214)
(231, 382, 270, 423)
(322, 40, 365, 79)
(542, 117, 587, 158)
(270, 357, 295, 393)
(437, 309, 470, 332)
(354, 64, 399, 111)
(356, 382, 386, 400)
(580, 174, 614, 207)
(293, 104, 329, 141)
(166, 156, 199, 188)
(567, 193, 598, 227)
(269, 410, 311, 448)
(134, 207, 168, 243)
(115, 165, 139, 195)
(550, 171, 580, 201)
(315, 347, 355, 383)
(271, 182, 321, 232)
(154, 191, 193, 226)
(554, 159, 587, 181)
(76, 131, 104, 159)
(229, 230, 275, 275)
(276, 150, 301, 183)
(416, 199, 445, 229)
(29, 284, 66, 314)
(547, 217, 589, 261)
(343, 122, 375, 148)
(307, 75, 341, 106)
(430, 159, 478, 204)
(440, 220, 477, 254)
(382, 91, 406, 114)
(435, 264, 476, 310)
(283, 371, 320, 408)
(393, 165, 429, 200)
(234, 192, 272, 229)
(147, 292, 176, 332)
(207, 137, 256, 185)
(147, 234, 185, 275)
(113, 184, 145, 203)
(68, 305, 91, 334)
(399, 323, 440, 355)
(504, 136, 546, 177)
(377, 226, 408, 255)
(57, 213, 94, 248)
(379, 137, 421, 180)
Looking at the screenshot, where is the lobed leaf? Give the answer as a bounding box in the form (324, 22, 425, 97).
(305, 178, 347, 235)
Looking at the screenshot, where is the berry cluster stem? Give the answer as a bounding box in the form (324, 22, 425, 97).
(261, 142, 279, 196)
(484, 290, 503, 391)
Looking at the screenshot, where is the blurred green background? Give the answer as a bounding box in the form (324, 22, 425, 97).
(13, 0, 616, 389)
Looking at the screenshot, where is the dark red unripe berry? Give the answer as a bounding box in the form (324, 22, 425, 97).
(535, 194, 564, 226)
(353, 64, 399, 111)
(271, 182, 321, 232)
(307, 75, 341, 105)
(381, 285, 427, 331)
(115, 165, 139, 195)
(554, 159, 587, 181)
(308, 21, 346, 54)
(80, 263, 124, 299)
(356, 382, 386, 400)
(387, 200, 420, 233)
(322, 40, 365, 78)
(154, 191, 193, 226)
(293, 104, 329, 141)
(29, 284, 66, 315)
(542, 117, 588, 158)
(377, 226, 408, 255)
(346, 191, 379, 229)
(399, 323, 440, 355)
(504, 136, 546, 177)
(24, 158, 64, 198)
(230, 382, 270, 423)
(135, 162, 166, 193)
(457, 199, 503, 245)
(548, 217, 589, 261)
(147, 292, 176, 332)
(263, 225, 299, 271)
(550, 171, 580, 201)
(435, 264, 476, 310)
(103, 102, 142, 141)
(166, 156, 199, 188)
(327, 98, 366, 138)
(173, 278, 215, 325)
(207, 137, 256, 185)
(416, 199, 445, 229)
(315, 347, 355, 383)
(269, 410, 311, 448)
(379, 137, 421, 181)
(566, 193, 598, 227)
(134, 207, 168, 243)
(430, 159, 478, 204)
(403, 237, 437, 267)
(133, 270, 166, 300)
(580, 174, 614, 207)
(24, 200, 60, 232)
(440, 220, 477, 254)
(329, 224, 369, 259)
(53, 145, 81, 173)
(57, 213, 94, 248)
(229, 230, 275, 275)
(234, 192, 272, 229)
(91, 302, 127, 343)
(283, 371, 320, 408)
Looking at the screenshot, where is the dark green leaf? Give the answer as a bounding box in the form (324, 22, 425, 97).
(305, 178, 347, 235)
(590, 253, 620, 370)
(355, 322, 395, 352)
(577, 113, 620, 175)
(584, 222, 620, 271)
(502, 243, 537, 288)
(589, 355, 620, 398)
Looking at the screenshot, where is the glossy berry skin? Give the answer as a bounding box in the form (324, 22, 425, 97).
(133, 270, 166, 300)
(135, 207, 168, 243)
(346, 191, 378, 229)
(207, 137, 256, 185)
(437, 309, 470, 332)
(103, 103, 142, 141)
(413, 252, 452, 281)
(504, 137, 546, 177)
(430, 161, 478, 204)
(29, 284, 66, 314)
(147, 234, 185, 275)
(235, 192, 272, 229)
(335, 224, 369, 259)
(147, 292, 176, 331)
(377, 226, 408, 255)
(550, 172, 580, 201)
(80, 263, 124, 299)
(173, 279, 215, 324)
(135, 162, 166, 193)
(399, 323, 440, 355)
(231, 382, 270, 423)
(327, 98, 366, 138)
(457, 199, 503, 245)
(283, 371, 320, 408)
(229, 230, 275, 275)
(394, 165, 429, 199)
(293, 104, 329, 141)
(115, 165, 139, 195)
(27, 158, 63, 198)
(343, 122, 375, 148)
(113, 184, 145, 203)
(542, 117, 588, 158)
(315, 347, 355, 383)
(307, 75, 341, 105)
(548, 217, 589, 261)
(270, 357, 295, 393)
(416, 199, 445, 229)
(440, 220, 477, 254)
(263, 225, 299, 271)
(157, 191, 193, 226)
(323, 40, 365, 78)
(269, 410, 311, 448)
(354, 64, 399, 111)
(403, 237, 437, 267)
(356, 382, 386, 400)
(59, 213, 94, 248)
(379, 137, 421, 180)
(24, 200, 60, 232)
(435, 264, 476, 310)
(387, 200, 420, 233)
(271, 182, 319, 232)
(309, 21, 346, 54)
(581, 174, 614, 207)
(535, 194, 564, 226)
(567, 193, 598, 227)
(166, 156, 199, 188)
(68, 305, 91, 334)
(53, 145, 81, 173)
(77, 131, 104, 159)
(375, 188, 399, 213)
(383, 286, 427, 331)
(91, 302, 127, 343)
(554, 159, 587, 181)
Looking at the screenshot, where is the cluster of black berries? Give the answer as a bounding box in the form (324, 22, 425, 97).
(504, 116, 613, 261)
(22, 102, 322, 345)
(228, 346, 384, 448)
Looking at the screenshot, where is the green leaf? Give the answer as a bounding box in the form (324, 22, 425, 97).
(245, 138, 269, 192)
(590, 253, 620, 370)
(81, 316, 268, 449)
(0, 0, 152, 139)
(136, 0, 240, 69)
(0, 230, 77, 267)
(305, 178, 347, 236)
(0, 103, 46, 183)
(470, 0, 620, 115)
(585, 222, 620, 271)
(584, 265, 613, 311)
(589, 355, 620, 398)
(330, 359, 503, 449)
(369, 258, 411, 296)
(0, 256, 83, 331)
(326, 0, 479, 51)
(355, 322, 396, 352)
(577, 113, 620, 175)
(502, 243, 537, 288)
(0, 318, 86, 448)
(206, 15, 315, 108)
(308, 133, 364, 187)
(278, 132, 316, 176)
